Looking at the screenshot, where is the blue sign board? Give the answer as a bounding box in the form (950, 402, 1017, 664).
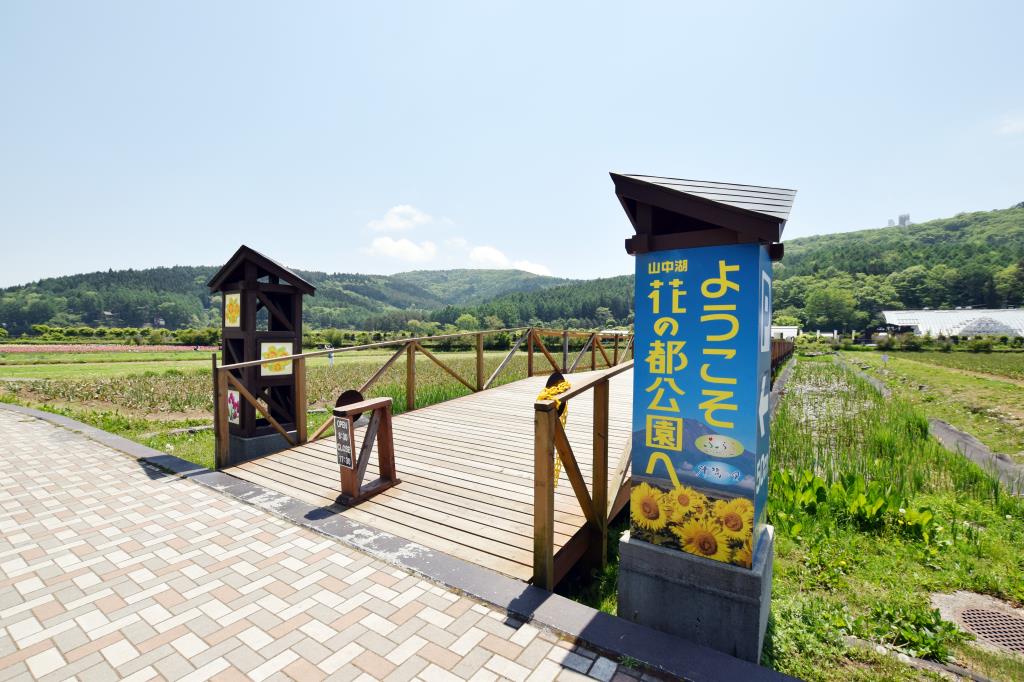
(630, 243, 771, 568)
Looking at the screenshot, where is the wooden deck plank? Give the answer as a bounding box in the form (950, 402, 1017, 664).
(235, 455, 575, 546)
(286, 444, 593, 528)
(224, 369, 633, 583)
(253, 445, 584, 535)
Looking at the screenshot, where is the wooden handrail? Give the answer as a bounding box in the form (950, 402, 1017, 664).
(334, 396, 393, 417)
(217, 327, 531, 370)
(213, 326, 634, 468)
(531, 330, 563, 373)
(483, 328, 531, 390)
(413, 341, 476, 392)
(532, 361, 622, 589)
(545, 360, 633, 402)
(359, 344, 409, 394)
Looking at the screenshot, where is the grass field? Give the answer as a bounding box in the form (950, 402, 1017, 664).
(884, 351, 1024, 382)
(850, 353, 1024, 462)
(560, 358, 1024, 682)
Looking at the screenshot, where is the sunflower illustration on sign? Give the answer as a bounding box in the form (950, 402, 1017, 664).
(224, 293, 241, 327)
(260, 342, 293, 376)
(630, 480, 756, 568)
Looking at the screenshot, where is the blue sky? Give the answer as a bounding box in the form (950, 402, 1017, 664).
(1, 1, 1022, 287)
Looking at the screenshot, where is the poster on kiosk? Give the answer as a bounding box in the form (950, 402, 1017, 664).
(631, 242, 772, 569)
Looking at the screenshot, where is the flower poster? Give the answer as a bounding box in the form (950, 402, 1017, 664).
(224, 293, 241, 328)
(260, 342, 293, 376)
(631, 243, 772, 569)
(227, 389, 241, 424)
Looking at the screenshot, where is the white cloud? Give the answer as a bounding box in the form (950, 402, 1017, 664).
(469, 244, 552, 276)
(996, 115, 1024, 136)
(367, 205, 434, 232)
(469, 245, 509, 268)
(366, 236, 437, 263)
(444, 237, 469, 249)
(512, 260, 553, 277)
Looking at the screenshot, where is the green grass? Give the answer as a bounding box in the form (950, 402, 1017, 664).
(849, 353, 1024, 462)
(885, 351, 1024, 381)
(558, 358, 1024, 681)
(767, 359, 1024, 680)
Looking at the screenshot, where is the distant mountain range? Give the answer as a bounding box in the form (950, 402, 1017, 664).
(2, 204, 1022, 334)
(0, 266, 575, 333)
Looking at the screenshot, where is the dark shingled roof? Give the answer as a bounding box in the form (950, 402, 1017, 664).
(207, 245, 316, 294)
(615, 174, 796, 222)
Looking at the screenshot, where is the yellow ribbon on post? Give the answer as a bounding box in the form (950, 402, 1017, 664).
(536, 380, 571, 487)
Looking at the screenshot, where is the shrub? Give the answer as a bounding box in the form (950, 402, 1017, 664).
(899, 335, 923, 351)
(969, 338, 993, 353)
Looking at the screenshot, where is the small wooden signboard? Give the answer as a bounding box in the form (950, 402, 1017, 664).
(332, 397, 400, 505)
(335, 416, 355, 469)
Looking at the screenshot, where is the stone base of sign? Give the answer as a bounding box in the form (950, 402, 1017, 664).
(617, 526, 774, 664)
(228, 431, 297, 465)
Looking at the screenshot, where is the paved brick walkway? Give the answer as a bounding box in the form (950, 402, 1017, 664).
(0, 411, 633, 682)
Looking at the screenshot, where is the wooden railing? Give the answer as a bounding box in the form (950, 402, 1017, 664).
(532, 360, 634, 590)
(212, 326, 634, 469)
(771, 337, 794, 373)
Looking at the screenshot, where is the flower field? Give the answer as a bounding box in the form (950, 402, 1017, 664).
(0, 344, 218, 353)
(0, 348, 542, 468)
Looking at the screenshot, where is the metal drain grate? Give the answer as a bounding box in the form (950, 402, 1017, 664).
(960, 608, 1024, 654)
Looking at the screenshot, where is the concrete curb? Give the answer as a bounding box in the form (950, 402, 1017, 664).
(770, 357, 796, 418)
(0, 402, 795, 682)
(833, 355, 891, 397)
(928, 418, 1024, 495)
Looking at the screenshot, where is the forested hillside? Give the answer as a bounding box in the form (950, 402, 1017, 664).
(2, 205, 1022, 336)
(434, 275, 634, 330)
(0, 267, 569, 334)
(774, 205, 1024, 330)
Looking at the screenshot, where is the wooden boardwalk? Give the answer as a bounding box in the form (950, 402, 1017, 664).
(224, 369, 634, 583)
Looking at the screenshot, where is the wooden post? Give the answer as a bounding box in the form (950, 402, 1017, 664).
(613, 335, 619, 365)
(211, 354, 220, 468)
(527, 329, 534, 377)
(214, 367, 230, 469)
(533, 402, 556, 590)
(406, 342, 416, 412)
(378, 408, 397, 481)
(475, 333, 484, 391)
(590, 334, 596, 371)
(294, 356, 307, 444)
(562, 331, 569, 372)
(588, 379, 609, 569)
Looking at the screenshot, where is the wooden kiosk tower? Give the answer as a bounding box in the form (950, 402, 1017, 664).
(208, 245, 315, 465)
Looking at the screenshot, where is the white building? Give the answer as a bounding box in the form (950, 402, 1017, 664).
(882, 309, 1024, 338)
(771, 325, 800, 339)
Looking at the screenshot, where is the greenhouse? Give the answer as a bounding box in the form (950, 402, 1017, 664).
(882, 308, 1024, 337)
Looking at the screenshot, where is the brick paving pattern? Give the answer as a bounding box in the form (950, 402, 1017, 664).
(0, 411, 638, 681)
